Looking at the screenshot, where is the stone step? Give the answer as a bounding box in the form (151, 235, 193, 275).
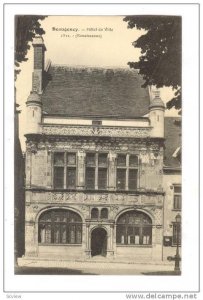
(18, 256, 173, 266)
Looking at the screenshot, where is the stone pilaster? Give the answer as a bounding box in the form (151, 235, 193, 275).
(108, 152, 117, 190)
(25, 151, 32, 188)
(25, 221, 37, 257)
(77, 151, 86, 189)
(46, 150, 52, 188)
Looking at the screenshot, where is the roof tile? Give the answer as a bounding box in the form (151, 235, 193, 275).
(41, 65, 150, 117)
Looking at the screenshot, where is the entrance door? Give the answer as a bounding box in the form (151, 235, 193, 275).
(91, 228, 107, 257)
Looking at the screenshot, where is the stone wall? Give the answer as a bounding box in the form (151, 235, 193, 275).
(163, 173, 181, 237)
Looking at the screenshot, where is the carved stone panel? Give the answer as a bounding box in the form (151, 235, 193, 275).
(30, 191, 165, 208)
(42, 125, 151, 138)
(154, 208, 162, 225)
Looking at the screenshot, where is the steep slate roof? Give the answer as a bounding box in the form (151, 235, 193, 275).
(41, 65, 150, 118)
(164, 117, 181, 168)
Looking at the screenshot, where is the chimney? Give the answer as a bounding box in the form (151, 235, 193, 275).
(32, 36, 46, 94)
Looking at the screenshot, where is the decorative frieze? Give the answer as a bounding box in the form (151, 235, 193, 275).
(26, 138, 163, 159)
(26, 136, 164, 155)
(31, 191, 163, 206)
(42, 125, 151, 138)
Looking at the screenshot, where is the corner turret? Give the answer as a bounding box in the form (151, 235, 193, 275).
(149, 90, 165, 138)
(26, 91, 42, 134)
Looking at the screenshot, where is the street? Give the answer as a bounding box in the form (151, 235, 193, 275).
(16, 258, 180, 275)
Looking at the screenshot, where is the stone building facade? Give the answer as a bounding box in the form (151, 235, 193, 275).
(162, 117, 181, 260)
(23, 36, 181, 262)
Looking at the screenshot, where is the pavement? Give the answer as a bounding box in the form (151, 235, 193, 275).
(16, 256, 180, 275)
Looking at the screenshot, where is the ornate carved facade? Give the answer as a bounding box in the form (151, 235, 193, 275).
(23, 36, 181, 262)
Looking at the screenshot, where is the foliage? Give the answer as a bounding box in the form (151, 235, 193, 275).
(15, 15, 47, 79)
(123, 16, 181, 110)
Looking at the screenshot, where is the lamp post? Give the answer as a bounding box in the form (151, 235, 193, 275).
(174, 213, 181, 274)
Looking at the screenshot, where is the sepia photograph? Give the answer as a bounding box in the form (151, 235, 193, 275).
(2, 1, 200, 297)
(14, 14, 182, 276)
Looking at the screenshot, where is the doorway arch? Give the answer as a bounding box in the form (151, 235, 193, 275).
(91, 227, 107, 257)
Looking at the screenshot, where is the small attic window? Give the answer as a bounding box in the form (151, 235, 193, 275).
(92, 120, 102, 126)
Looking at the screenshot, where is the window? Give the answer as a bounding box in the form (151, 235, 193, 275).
(86, 153, 108, 190)
(91, 208, 99, 219)
(173, 185, 181, 210)
(53, 153, 64, 188)
(116, 154, 138, 190)
(129, 155, 138, 190)
(86, 168, 95, 189)
(91, 208, 108, 219)
(116, 211, 152, 245)
(129, 155, 138, 166)
(92, 120, 102, 126)
(117, 154, 126, 167)
(54, 167, 64, 189)
(117, 169, 126, 190)
(86, 153, 95, 189)
(53, 152, 76, 189)
(98, 153, 107, 189)
(129, 169, 137, 190)
(172, 223, 181, 245)
(86, 153, 95, 167)
(101, 208, 108, 219)
(38, 209, 82, 244)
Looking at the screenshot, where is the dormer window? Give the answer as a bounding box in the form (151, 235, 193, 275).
(92, 120, 102, 126)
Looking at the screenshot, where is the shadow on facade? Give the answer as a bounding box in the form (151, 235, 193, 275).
(142, 271, 181, 276)
(14, 266, 97, 275)
(14, 106, 25, 264)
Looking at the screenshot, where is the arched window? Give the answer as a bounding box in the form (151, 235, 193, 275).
(116, 211, 152, 245)
(38, 209, 82, 244)
(91, 208, 99, 219)
(101, 208, 108, 219)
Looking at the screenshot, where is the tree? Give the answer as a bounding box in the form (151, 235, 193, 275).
(15, 15, 47, 80)
(14, 16, 46, 264)
(123, 16, 181, 111)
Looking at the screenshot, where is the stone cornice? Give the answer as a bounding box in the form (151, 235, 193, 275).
(25, 188, 165, 196)
(25, 134, 165, 153)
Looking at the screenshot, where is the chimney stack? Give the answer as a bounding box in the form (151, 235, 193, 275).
(32, 35, 46, 94)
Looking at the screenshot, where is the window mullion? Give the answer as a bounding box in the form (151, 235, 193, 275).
(59, 223, 62, 244)
(137, 157, 140, 189)
(51, 211, 54, 244)
(124, 225, 127, 245)
(126, 154, 129, 190)
(140, 225, 143, 245)
(64, 152, 66, 189)
(95, 153, 98, 190)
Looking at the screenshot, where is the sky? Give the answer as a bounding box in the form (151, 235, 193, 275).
(15, 16, 178, 150)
